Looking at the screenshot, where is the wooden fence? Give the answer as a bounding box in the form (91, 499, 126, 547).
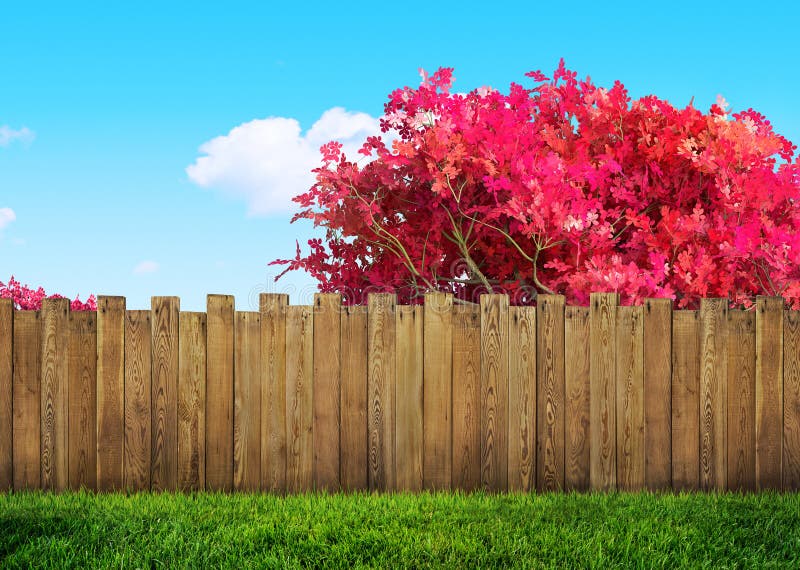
(1, 292, 799, 493)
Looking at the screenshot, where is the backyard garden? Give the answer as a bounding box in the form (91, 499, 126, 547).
(3, 59, 800, 568)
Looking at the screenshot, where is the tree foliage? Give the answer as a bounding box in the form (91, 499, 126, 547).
(273, 61, 800, 307)
(1, 275, 97, 311)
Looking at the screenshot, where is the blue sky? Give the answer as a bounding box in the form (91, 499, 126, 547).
(2, 0, 799, 310)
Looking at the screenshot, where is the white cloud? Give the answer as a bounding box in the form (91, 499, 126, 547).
(0, 208, 16, 229)
(133, 260, 159, 275)
(186, 107, 383, 216)
(0, 126, 35, 147)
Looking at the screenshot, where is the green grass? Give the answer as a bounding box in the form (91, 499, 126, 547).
(1, 491, 799, 569)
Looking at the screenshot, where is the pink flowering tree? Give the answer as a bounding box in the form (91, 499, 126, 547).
(1, 276, 97, 311)
(273, 61, 800, 308)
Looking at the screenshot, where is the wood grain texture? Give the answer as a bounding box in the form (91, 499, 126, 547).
(151, 296, 179, 492)
(565, 306, 590, 491)
(699, 298, 728, 491)
(643, 298, 672, 490)
(0, 299, 12, 490)
(590, 293, 618, 491)
(340, 305, 368, 492)
(784, 310, 800, 490)
(672, 311, 700, 491)
(616, 305, 644, 491)
(726, 310, 755, 491)
(234, 311, 261, 491)
(312, 294, 341, 492)
(260, 294, 288, 493)
(12, 311, 40, 490)
(125, 310, 152, 491)
(451, 305, 481, 492)
(40, 298, 69, 491)
(286, 305, 313, 493)
(480, 294, 509, 492)
(97, 296, 125, 491)
(396, 304, 423, 492)
(206, 295, 235, 491)
(423, 292, 452, 491)
(509, 306, 536, 492)
(178, 312, 205, 491)
(367, 294, 396, 491)
(755, 296, 783, 490)
(67, 310, 96, 490)
(536, 295, 565, 492)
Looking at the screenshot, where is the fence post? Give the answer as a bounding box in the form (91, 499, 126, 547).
(536, 295, 565, 492)
(97, 296, 125, 491)
(0, 299, 11, 491)
(755, 296, 783, 490)
(644, 298, 672, 490)
(726, 309, 755, 491)
(40, 297, 70, 491)
(699, 298, 728, 491)
(565, 306, 590, 491)
(234, 310, 261, 491)
(68, 308, 96, 490)
(423, 292, 452, 491)
(340, 304, 368, 492)
(13, 310, 41, 490)
(784, 309, 800, 490)
(206, 295, 235, 491)
(452, 304, 481, 491)
(367, 293, 396, 491)
(126, 310, 153, 491)
(151, 296, 179, 491)
(480, 294, 509, 492)
(260, 293, 288, 493)
(672, 310, 700, 490)
(509, 304, 535, 492)
(286, 304, 313, 492)
(616, 304, 644, 491)
(590, 292, 619, 491)
(313, 293, 342, 492)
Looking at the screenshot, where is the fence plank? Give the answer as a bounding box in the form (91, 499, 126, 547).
(41, 298, 69, 491)
(616, 305, 645, 491)
(313, 294, 341, 492)
(785, 310, 800, 490)
(151, 296, 179, 492)
(234, 311, 261, 492)
(13, 311, 40, 490)
(397, 305, 423, 492)
(97, 296, 125, 491)
(672, 310, 700, 490)
(68, 310, 96, 490)
(644, 298, 672, 490)
(0, 299, 11, 490)
(727, 310, 756, 491)
(481, 294, 509, 492)
(452, 305, 481, 492)
(423, 292, 452, 491)
(536, 295, 565, 492)
(755, 296, 783, 490)
(206, 295, 235, 491)
(341, 305, 368, 492)
(125, 310, 151, 491)
(590, 292, 618, 491)
(509, 306, 535, 492)
(286, 305, 313, 493)
(260, 294, 288, 493)
(178, 312, 205, 491)
(699, 298, 727, 491)
(367, 294, 396, 491)
(565, 306, 590, 491)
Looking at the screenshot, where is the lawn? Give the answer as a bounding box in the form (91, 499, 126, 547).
(1, 491, 799, 568)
